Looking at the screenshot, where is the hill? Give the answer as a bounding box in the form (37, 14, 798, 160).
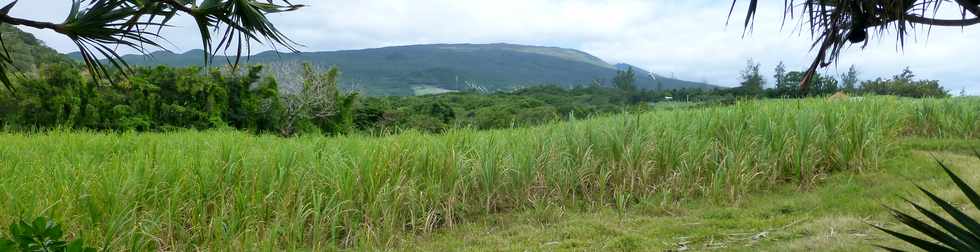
(614, 63, 715, 91)
(70, 43, 719, 96)
(0, 24, 71, 72)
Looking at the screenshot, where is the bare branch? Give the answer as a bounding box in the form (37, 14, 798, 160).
(905, 14, 980, 26)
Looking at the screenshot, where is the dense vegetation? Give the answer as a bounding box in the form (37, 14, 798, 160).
(0, 62, 953, 137)
(0, 63, 656, 135)
(0, 64, 282, 133)
(356, 85, 661, 134)
(0, 97, 976, 250)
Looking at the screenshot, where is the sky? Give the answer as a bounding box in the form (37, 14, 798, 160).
(9, 0, 980, 94)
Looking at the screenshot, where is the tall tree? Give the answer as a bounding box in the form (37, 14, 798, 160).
(840, 65, 860, 93)
(0, 0, 304, 90)
(613, 66, 639, 103)
(773, 61, 789, 96)
(739, 59, 765, 97)
(729, 0, 980, 90)
(613, 67, 637, 93)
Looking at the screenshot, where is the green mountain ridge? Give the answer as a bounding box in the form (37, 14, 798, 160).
(0, 24, 71, 72)
(68, 43, 719, 96)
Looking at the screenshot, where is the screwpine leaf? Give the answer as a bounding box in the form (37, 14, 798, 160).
(873, 245, 907, 252)
(937, 160, 980, 211)
(917, 185, 980, 238)
(873, 224, 956, 252)
(0, 1, 17, 16)
(897, 201, 979, 250)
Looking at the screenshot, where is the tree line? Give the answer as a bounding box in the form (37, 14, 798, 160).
(0, 62, 360, 137)
(0, 63, 656, 136)
(0, 60, 953, 136)
(729, 60, 949, 99)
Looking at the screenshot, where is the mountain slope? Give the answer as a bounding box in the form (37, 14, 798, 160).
(614, 63, 716, 91)
(0, 24, 71, 72)
(72, 43, 718, 96)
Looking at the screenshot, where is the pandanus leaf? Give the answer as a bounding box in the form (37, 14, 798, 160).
(877, 154, 980, 251)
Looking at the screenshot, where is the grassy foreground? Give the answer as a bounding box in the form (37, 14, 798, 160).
(0, 97, 977, 250)
(401, 138, 980, 251)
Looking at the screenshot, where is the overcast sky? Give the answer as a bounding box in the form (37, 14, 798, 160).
(9, 0, 980, 94)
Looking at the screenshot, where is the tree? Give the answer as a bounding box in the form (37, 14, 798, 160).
(840, 65, 860, 93)
(781, 70, 838, 97)
(0, 63, 286, 132)
(810, 73, 839, 96)
(278, 64, 359, 137)
(859, 67, 948, 98)
(613, 67, 637, 93)
(613, 66, 639, 103)
(738, 59, 765, 97)
(730, 0, 980, 90)
(0, 0, 304, 90)
(773, 61, 791, 97)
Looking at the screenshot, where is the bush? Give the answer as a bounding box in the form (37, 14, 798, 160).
(0, 217, 95, 252)
(0, 64, 285, 133)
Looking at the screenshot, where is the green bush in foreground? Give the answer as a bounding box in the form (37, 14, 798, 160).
(0, 217, 95, 252)
(875, 150, 980, 251)
(0, 97, 976, 250)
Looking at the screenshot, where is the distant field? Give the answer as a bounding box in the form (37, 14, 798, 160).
(411, 85, 458, 96)
(0, 97, 976, 250)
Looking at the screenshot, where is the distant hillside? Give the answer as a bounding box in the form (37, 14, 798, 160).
(69, 43, 718, 96)
(0, 24, 70, 72)
(614, 63, 717, 90)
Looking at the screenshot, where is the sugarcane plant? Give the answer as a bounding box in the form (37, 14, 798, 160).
(874, 150, 980, 251)
(0, 0, 304, 90)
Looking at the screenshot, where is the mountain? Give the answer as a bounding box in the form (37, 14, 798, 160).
(69, 43, 718, 96)
(0, 24, 71, 72)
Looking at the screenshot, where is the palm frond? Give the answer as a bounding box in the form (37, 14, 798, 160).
(0, 0, 21, 92)
(0, 0, 304, 88)
(59, 0, 165, 82)
(876, 154, 980, 251)
(180, 0, 303, 68)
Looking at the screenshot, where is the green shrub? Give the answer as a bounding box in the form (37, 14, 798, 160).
(0, 217, 95, 252)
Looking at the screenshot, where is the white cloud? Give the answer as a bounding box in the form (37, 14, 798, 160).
(9, 0, 980, 94)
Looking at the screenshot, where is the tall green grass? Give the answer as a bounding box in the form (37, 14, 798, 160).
(0, 97, 976, 250)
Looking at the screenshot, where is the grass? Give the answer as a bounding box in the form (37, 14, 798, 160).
(0, 96, 976, 250)
(399, 139, 980, 251)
